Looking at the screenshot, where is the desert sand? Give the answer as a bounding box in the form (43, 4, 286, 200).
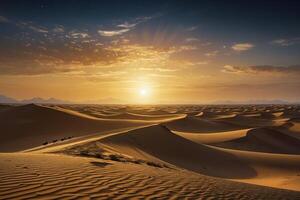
(1, 104, 300, 199)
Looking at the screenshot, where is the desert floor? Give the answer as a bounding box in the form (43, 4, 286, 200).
(1, 103, 300, 199)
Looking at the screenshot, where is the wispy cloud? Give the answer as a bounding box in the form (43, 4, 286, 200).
(185, 37, 199, 42)
(99, 15, 155, 37)
(270, 38, 300, 46)
(28, 25, 49, 33)
(177, 45, 198, 51)
(69, 31, 89, 38)
(186, 26, 198, 31)
(205, 50, 218, 57)
(149, 73, 176, 78)
(53, 25, 65, 33)
(98, 28, 130, 37)
(231, 43, 254, 51)
(0, 17, 51, 35)
(117, 22, 137, 29)
(138, 67, 177, 72)
(222, 65, 300, 74)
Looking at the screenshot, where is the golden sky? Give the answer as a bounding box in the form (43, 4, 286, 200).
(0, 1, 300, 104)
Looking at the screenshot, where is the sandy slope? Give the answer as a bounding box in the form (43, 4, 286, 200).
(213, 127, 300, 154)
(0, 104, 154, 152)
(214, 114, 279, 127)
(56, 105, 184, 121)
(62, 124, 300, 191)
(219, 147, 300, 191)
(0, 153, 299, 200)
(84, 125, 255, 179)
(172, 128, 250, 144)
(88, 112, 184, 121)
(164, 116, 244, 133)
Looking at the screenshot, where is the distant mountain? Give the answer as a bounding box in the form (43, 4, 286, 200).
(212, 99, 293, 105)
(1, 94, 297, 105)
(0, 94, 71, 104)
(0, 95, 19, 104)
(21, 97, 72, 104)
(0, 94, 126, 105)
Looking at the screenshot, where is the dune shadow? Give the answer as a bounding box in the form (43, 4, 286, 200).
(101, 125, 257, 179)
(90, 161, 112, 167)
(213, 127, 300, 154)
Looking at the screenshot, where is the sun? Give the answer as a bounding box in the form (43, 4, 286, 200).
(135, 82, 153, 103)
(139, 88, 148, 97)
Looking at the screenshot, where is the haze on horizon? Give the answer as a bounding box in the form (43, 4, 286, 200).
(0, 0, 300, 104)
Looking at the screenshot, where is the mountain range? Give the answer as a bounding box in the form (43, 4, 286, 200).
(0, 94, 298, 105)
(0, 94, 127, 104)
(0, 95, 72, 104)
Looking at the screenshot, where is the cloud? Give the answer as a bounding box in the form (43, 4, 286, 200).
(177, 45, 198, 51)
(205, 50, 218, 57)
(0, 13, 200, 77)
(231, 43, 254, 51)
(97, 70, 128, 77)
(99, 15, 155, 37)
(186, 26, 198, 31)
(185, 37, 199, 42)
(222, 65, 300, 74)
(0, 18, 50, 34)
(190, 61, 209, 65)
(149, 73, 176, 78)
(0, 36, 122, 75)
(271, 38, 300, 46)
(0, 41, 187, 76)
(138, 67, 177, 72)
(117, 22, 137, 29)
(53, 25, 65, 33)
(98, 29, 130, 37)
(69, 31, 89, 38)
(28, 25, 49, 33)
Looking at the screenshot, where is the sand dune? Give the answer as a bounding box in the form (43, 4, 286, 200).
(64, 125, 256, 179)
(218, 147, 300, 191)
(62, 123, 300, 191)
(214, 128, 300, 154)
(1, 104, 300, 198)
(56, 104, 185, 121)
(87, 112, 183, 121)
(164, 115, 244, 132)
(195, 111, 238, 119)
(1, 153, 299, 200)
(172, 128, 250, 144)
(0, 104, 150, 152)
(215, 114, 280, 127)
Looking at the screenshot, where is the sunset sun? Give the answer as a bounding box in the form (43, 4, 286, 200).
(139, 88, 148, 97)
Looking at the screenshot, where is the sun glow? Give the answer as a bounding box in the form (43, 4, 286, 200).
(139, 88, 149, 97)
(132, 77, 155, 103)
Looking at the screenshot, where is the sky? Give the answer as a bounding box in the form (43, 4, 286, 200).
(0, 0, 300, 104)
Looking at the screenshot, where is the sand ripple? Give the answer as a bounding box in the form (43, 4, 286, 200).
(0, 153, 299, 200)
